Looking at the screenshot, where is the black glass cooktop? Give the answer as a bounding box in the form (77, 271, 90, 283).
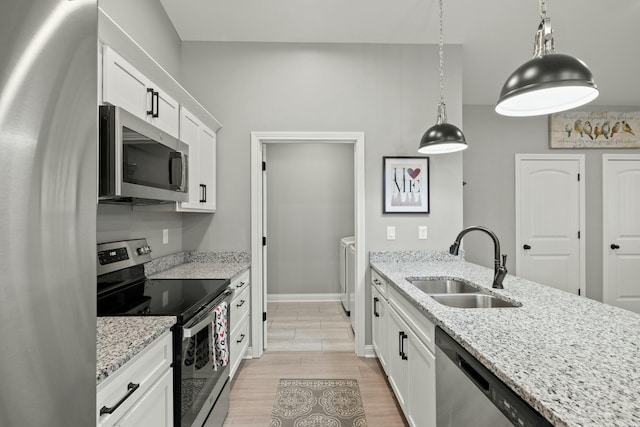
(98, 271, 230, 323)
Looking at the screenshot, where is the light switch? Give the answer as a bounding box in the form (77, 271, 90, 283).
(163, 229, 169, 244)
(419, 226, 428, 240)
(386, 226, 396, 240)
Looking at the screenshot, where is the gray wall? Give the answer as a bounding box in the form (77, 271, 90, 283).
(97, 205, 183, 257)
(98, 0, 182, 79)
(462, 105, 640, 302)
(266, 143, 354, 295)
(179, 41, 464, 344)
(180, 41, 463, 254)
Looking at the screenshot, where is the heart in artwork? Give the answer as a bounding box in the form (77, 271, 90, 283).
(407, 168, 421, 179)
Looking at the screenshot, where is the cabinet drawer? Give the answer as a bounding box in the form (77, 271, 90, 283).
(371, 269, 388, 298)
(389, 286, 435, 353)
(97, 332, 172, 426)
(230, 269, 250, 291)
(230, 317, 250, 380)
(230, 284, 250, 336)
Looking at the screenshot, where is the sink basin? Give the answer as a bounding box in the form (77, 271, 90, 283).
(407, 278, 480, 294)
(430, 294, 520, 308)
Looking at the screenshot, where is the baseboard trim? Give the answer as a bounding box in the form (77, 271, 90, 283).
(364, 345, 377, 358)
(267, 293, 342, 302)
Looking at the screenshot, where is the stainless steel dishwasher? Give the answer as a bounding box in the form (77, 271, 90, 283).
(435, 327, 553, 427)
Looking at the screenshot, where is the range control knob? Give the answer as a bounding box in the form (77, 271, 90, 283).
(136, 247, 145, 255)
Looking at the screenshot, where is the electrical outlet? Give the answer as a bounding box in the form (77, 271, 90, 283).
(386, 226, 396, 240)
(419, 226, 428, 240)
(163, 229, 169, 244)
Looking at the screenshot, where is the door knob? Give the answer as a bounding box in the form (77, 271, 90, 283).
(523, 244, 531, 250)
(611, 244, 620, 250)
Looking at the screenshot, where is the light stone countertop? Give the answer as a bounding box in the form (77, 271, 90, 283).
(96, 316, 176, 385)
(146, 251, 250, 280)
(370, 251, 640, 427)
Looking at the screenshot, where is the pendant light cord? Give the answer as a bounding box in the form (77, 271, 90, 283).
(437, 0, 447, 123)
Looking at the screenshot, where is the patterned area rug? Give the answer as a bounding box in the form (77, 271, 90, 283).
(270, 379, 367, 427)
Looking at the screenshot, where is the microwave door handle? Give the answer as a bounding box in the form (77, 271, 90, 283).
(180, 153, 188, 192)
(169, 153, 182, 189)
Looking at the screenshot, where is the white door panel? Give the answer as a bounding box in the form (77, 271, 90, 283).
(516, 156, 584, 295)
(603, 156, 640, 312)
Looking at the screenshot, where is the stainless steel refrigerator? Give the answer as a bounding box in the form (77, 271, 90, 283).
(0, 1, 97, 426)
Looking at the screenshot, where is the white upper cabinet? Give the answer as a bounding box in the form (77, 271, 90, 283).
(102, 45, 179, 138)
(177, 107, 217, 213)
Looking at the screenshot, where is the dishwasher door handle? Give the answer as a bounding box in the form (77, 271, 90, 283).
(457, 354, 490, 392)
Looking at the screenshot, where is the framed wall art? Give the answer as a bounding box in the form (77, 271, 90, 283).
(383, 156, 430, 213)
(549, 111, 640, 148)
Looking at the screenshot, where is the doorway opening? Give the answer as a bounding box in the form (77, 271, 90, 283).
(250, 132, 366, 358)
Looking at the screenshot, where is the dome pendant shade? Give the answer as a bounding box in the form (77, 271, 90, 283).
(496, 53, 599, 117)
(419, 121, 467, 154)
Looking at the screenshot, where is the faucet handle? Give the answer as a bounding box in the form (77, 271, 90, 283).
(502, 254, 507, 266)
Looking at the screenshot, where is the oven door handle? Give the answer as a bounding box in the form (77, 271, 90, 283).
(183, 289, 232, 338)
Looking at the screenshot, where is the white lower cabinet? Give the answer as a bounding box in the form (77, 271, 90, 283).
(229, 269, 251, 379)
(373, 270, 436, 427)
(97, 332, 173, 427)
(371, 284, 388, 372)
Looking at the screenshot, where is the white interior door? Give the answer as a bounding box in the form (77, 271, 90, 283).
(516, 155, 585, 295)
(603, 155, 640, 312)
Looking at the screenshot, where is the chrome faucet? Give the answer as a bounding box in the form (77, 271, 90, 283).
(449, 226, 508, 289)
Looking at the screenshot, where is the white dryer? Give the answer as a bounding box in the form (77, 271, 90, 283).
(339, 236, 355, 315)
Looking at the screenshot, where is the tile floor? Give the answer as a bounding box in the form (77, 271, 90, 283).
(266, 301, 354, 351)
(267, 301, 355, 351)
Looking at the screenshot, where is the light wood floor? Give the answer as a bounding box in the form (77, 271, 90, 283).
(223, 301, 407, 426)
(266, 301, 354, 351)
(223, 352, 408, 427)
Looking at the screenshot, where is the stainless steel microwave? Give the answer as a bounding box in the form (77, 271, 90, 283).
(99, 105, 188, 204)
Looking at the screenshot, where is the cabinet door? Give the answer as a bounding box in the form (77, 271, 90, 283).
(405, 328, 436, 427)
(199, 126, 216, 211)
(371, 285, 388, 372)
(102, 46, 150, 121)
(149, 84, 180, 138)
(386, 308, 409, 411)
(179, 108, 201, 206)
(114, 369, 173, 427)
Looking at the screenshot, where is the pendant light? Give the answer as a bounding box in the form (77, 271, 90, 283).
(495, 0, 598, 117)
(418, 0, 467, 154)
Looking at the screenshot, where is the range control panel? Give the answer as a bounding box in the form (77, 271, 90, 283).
(96, 238, 152, 276)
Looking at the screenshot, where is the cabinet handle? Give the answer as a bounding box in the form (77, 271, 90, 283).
(373, 297, 379, 317)
(611, 244, 620, 250)
(236, 334, 246, 343)
(203, 184, 207, 203)
(400, 332, 408, 360)
(146, 88, 154, 116)
(236, 300, 245, 308)
(373, 279, 380, 285)
(99, 382, 140, 416)
(199, 184, 206, 203)
(523, 244, 531, 250)
(398, 331, 403, 357)
(237, 281, 246, 289)
(152, 90, 159, 117)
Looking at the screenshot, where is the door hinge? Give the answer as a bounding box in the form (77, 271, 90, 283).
(263, 312, 267, 322)
(578, 289, 581, 296)
(262, 236, 267, 246)
(577, 173, 580, 181)
(262, 161, 266, 171)
(578, 231, 581, 239)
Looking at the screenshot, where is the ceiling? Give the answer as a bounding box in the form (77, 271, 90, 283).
(160, 0, 640, 106)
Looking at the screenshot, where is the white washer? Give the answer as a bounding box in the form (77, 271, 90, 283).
(339, 236, 355, 315)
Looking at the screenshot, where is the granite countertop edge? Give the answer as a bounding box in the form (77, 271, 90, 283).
(97, 316, 176, 386)
(369, 252, 640, 427)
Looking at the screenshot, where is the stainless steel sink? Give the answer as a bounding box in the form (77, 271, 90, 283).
(430, 294, 520, 308)
(407, 278, 480, 294)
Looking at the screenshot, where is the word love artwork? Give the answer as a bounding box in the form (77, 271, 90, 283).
(383, 157, 430, 213)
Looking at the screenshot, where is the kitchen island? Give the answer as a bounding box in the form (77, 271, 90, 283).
(370, 251, 640, 427)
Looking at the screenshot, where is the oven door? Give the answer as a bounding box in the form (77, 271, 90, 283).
(178, 290, 232, 427)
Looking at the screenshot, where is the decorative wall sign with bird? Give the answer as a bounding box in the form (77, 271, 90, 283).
(550, 112, 640, 148)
